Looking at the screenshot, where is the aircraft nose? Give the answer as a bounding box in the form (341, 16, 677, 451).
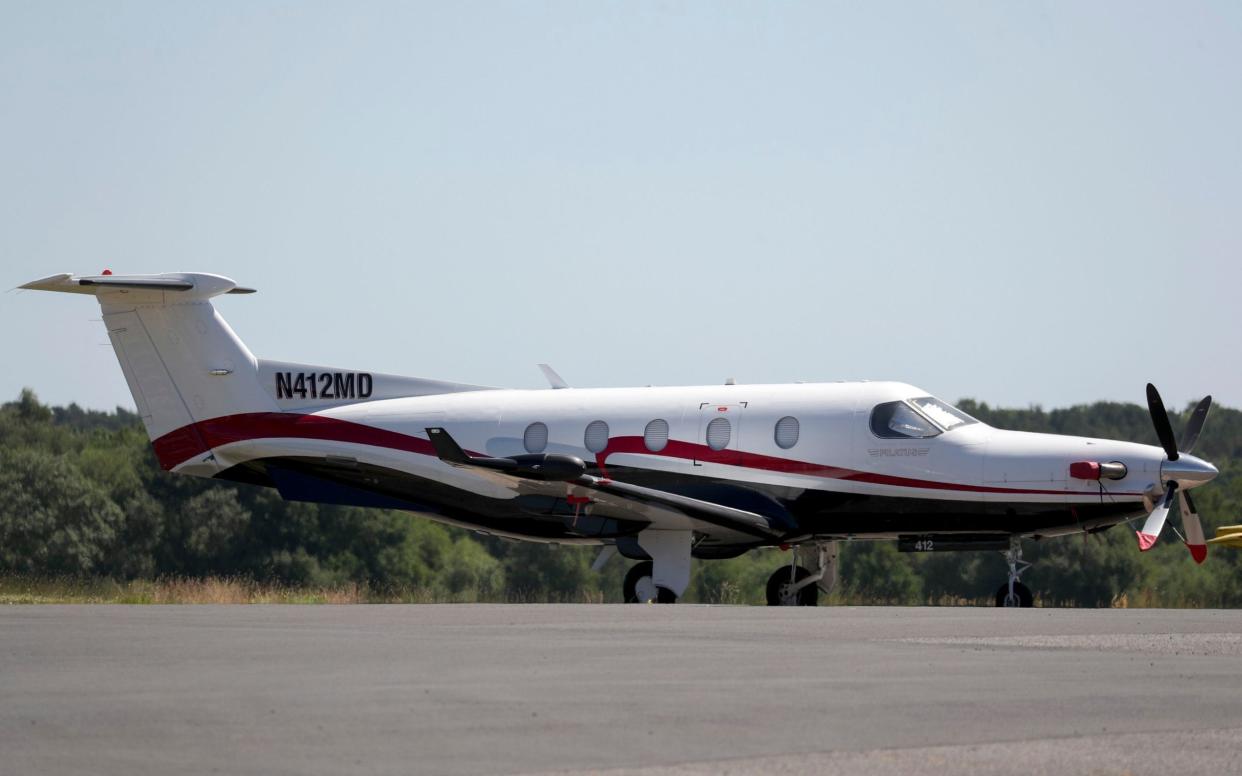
(1161, 454, 1218, 488)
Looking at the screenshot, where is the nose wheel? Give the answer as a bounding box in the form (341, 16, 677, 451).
(765, 546, 826, 606)
(766, 565, 818, 606)
(995, 536, 1034, 608)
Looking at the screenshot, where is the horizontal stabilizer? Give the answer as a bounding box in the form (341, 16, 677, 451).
(21, 272, 254, 299)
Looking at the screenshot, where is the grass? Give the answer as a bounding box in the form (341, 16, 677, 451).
(0, 576, 621, 605)
(1, 576, 398, 604)
(0, 574, 991, 605)
(0, 576, 1156, 607)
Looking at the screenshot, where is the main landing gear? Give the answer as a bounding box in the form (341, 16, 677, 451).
(623, 562, 678, 603)
(995, 535, 1034, 608)
(622, 528, 692, 603)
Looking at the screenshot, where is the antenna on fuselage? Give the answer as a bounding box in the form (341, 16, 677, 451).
(538, 364, 570, 389)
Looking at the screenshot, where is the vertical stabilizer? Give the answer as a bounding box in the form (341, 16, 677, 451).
(22, 271, 494, 475)
(22, 272, 274, 473)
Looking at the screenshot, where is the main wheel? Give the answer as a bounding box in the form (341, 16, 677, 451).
(766, 565, 818, 606)
(624, 561, 657, 603)
(994, 581, 1034, 608)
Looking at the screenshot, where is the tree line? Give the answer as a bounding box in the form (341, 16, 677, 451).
(1, 388, 1240, 605)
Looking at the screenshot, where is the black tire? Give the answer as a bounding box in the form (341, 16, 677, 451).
(766, 565, 818, 606)
(623, 561, 655, 603)
(994, 581, 1034, 608)
(655, 586, 678, 604)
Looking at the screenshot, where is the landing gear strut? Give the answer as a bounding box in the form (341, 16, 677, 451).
(995, 535, 1034, 608)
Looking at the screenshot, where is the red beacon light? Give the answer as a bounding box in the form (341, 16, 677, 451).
(1070, 460, 1128, 481)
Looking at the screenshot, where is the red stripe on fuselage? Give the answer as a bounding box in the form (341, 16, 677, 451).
(154, 414, 1142, 498)
(596, 436, 1132, 496)
(153, 412, 443, 469)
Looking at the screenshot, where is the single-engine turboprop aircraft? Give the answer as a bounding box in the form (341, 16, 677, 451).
(22, 271, 1222, 606)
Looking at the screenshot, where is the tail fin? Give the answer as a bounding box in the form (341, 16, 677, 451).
(22, 272, 274, 473)
(22, 272, 490, 474)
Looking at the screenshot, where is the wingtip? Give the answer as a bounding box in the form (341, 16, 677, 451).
(1136, 531, 1158, 552)
(1187, 543, 1207, 564)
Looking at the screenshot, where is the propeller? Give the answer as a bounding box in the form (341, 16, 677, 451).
(1137, 384, 1213, 563)
(1180, 490, 1207, 564)
(1180, 396, 1212, 455)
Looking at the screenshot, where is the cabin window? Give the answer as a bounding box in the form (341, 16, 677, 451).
(774, 416, 800, 449)
(706, 417, 731, 451)
(584, 420, 609, 453)
(523, 422, 549, 453)
(869, 401, 941, 439)
(644, 419, 669, 452)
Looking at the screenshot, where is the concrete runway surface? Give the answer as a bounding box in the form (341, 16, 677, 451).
(3, 606, 1242, 776)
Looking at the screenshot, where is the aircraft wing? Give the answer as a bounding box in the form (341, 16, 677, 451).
(570, 475, 785, 539)
(425, 427, 790, 542)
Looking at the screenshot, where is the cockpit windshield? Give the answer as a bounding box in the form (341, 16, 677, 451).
(869, 396, 979, 439)
(908, 397, 977, 431)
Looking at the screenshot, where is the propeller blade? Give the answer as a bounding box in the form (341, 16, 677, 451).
(1137, 482, 1178, 551)
(1179, 395, 1212, 455)
(1146, 383, 1179, 461)
(1180, 490, 1207, 564)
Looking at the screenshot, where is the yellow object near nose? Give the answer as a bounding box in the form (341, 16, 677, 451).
(1206, 526, 1242, 548)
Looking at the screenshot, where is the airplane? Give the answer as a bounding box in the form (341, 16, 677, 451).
(1208, 526, 1242, 550)
(21, 271, 1222, 607)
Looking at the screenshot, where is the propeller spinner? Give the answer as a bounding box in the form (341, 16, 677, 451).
(1137, 384, 1217, 562)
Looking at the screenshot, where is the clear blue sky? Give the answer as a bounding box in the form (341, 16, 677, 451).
(3, 2, 1239, 413)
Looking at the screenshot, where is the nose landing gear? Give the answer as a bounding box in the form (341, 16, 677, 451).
(766, 564, 818, 606)
(995, 535, 1034, 607)
(765, 543, 838, 606)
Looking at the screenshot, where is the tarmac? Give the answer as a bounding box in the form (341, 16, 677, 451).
(3, 605, 1242, 775)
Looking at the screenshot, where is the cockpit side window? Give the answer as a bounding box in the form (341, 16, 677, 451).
(870, 401, 941, 439)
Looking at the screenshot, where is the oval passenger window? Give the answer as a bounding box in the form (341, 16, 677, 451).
(775, 416, 799, 449)
(523, 422, 549, 453)
(584, 420, 609, 453)
(706, 417, 731, 451)
(644, 419, 669, 452)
